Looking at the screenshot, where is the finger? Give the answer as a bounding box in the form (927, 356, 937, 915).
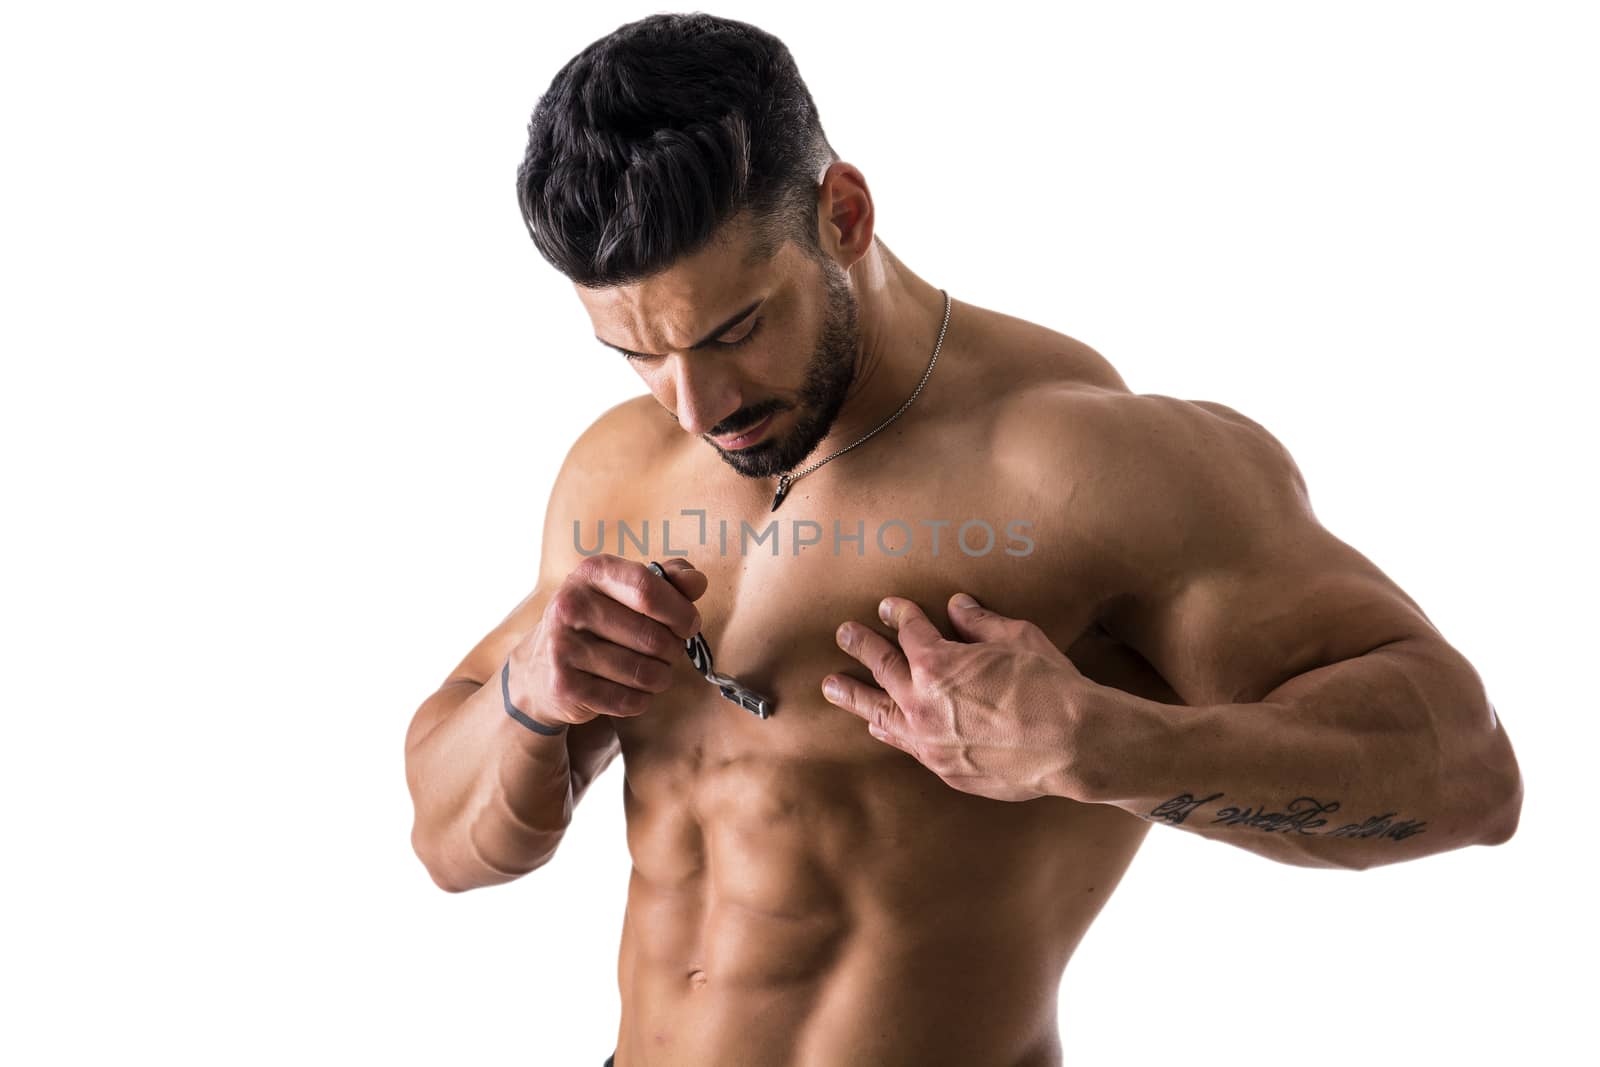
(554, 666, 652, 719)
(820, 672, 901, 731)
(947, 592, 1054, 654)
(877, 597, 947, 659)
(945, 591, 1016, 643)
(866, 720, 908, 751)
(554, 586, 683, 665)
(563, 628, 677, 694)
(651, 557, 710, 605)
(835, 620, 912, 697)
(577, 555, 702, 639)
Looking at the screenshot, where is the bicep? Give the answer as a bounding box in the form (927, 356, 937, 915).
(1092, 395, 1435, 706)
(1124, 521, 1435, 706)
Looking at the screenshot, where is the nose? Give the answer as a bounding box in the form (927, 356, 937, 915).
(667, 357, 742, 437)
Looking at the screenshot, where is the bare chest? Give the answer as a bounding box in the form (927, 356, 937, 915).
(599, 440, 1118, 768)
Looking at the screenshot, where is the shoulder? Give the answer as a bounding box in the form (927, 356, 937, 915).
(549, 393, 684, 505)
(561, 393, 674, 482)
(1000, 387, 1316, 595)
(1007, 388, 1307, 509)
(537, 393, 674, 567)
(943, 305, 1309, 549)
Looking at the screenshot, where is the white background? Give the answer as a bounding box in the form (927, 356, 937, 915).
(3, 2, 1593, 1064)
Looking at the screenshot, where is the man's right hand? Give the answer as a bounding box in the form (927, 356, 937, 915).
(505, 554, 707, 728)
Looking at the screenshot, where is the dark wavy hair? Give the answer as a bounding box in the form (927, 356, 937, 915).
(516, 12, 840, 289)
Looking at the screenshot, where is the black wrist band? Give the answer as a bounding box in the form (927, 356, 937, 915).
(502, 659, 567, 735)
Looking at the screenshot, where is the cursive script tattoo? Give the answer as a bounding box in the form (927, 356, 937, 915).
(1146, 792, 1428, 841)
(1212, 795, 1340, 835)
(1325, 813, 1429, 841)
(1149, 792, 1224, 826)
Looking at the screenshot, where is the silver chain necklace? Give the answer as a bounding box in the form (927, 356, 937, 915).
(770, 288, 951, 511)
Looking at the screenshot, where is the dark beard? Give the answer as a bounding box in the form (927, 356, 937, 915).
(706, 258, 859, 480)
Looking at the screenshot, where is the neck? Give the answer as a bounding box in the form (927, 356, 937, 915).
(812, 240, 949, 463)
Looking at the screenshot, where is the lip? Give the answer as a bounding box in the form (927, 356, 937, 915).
(712, 413, 774, 450)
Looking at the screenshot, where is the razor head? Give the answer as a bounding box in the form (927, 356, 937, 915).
(716, 680, 772, 719)
(647, 560, 775, 720)
(689, 628, 773, 719)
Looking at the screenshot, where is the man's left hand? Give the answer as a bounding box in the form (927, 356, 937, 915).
(822, 592, 1097, 803)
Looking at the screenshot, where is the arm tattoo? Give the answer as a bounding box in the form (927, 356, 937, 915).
(1147, 791, 1428, 842)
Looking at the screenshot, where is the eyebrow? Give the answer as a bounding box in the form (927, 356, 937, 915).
(595, 298, 764, 359)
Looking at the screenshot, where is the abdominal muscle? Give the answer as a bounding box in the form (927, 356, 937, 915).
(609, 690, 1150, 1067)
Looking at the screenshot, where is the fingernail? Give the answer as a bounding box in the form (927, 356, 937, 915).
(823, 679, 841, 702)
(836, 623, 852, 647)
(878, 599, 892, 623)
(952, 593, 977, 609)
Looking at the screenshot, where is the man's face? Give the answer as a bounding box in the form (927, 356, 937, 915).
(577, 218, 861, 480)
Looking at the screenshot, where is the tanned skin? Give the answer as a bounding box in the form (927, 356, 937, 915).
(404, 161, 1518, 1066)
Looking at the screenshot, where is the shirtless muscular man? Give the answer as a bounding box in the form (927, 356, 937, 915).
(403, 13, 1523, 1066)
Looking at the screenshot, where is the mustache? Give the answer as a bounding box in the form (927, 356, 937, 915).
(708, 403, 786, 437)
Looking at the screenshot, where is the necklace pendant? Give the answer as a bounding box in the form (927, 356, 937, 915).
(771, 474, 791, 512)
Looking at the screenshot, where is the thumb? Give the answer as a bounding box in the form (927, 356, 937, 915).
(655, 558, 709, 602)
(674, 569, 710, 602)
(946, 592, 1014, 643)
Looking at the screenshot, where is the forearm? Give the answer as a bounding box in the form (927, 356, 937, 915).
(1066, 639, 1518, 870)
(405, 676, 574, 891)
